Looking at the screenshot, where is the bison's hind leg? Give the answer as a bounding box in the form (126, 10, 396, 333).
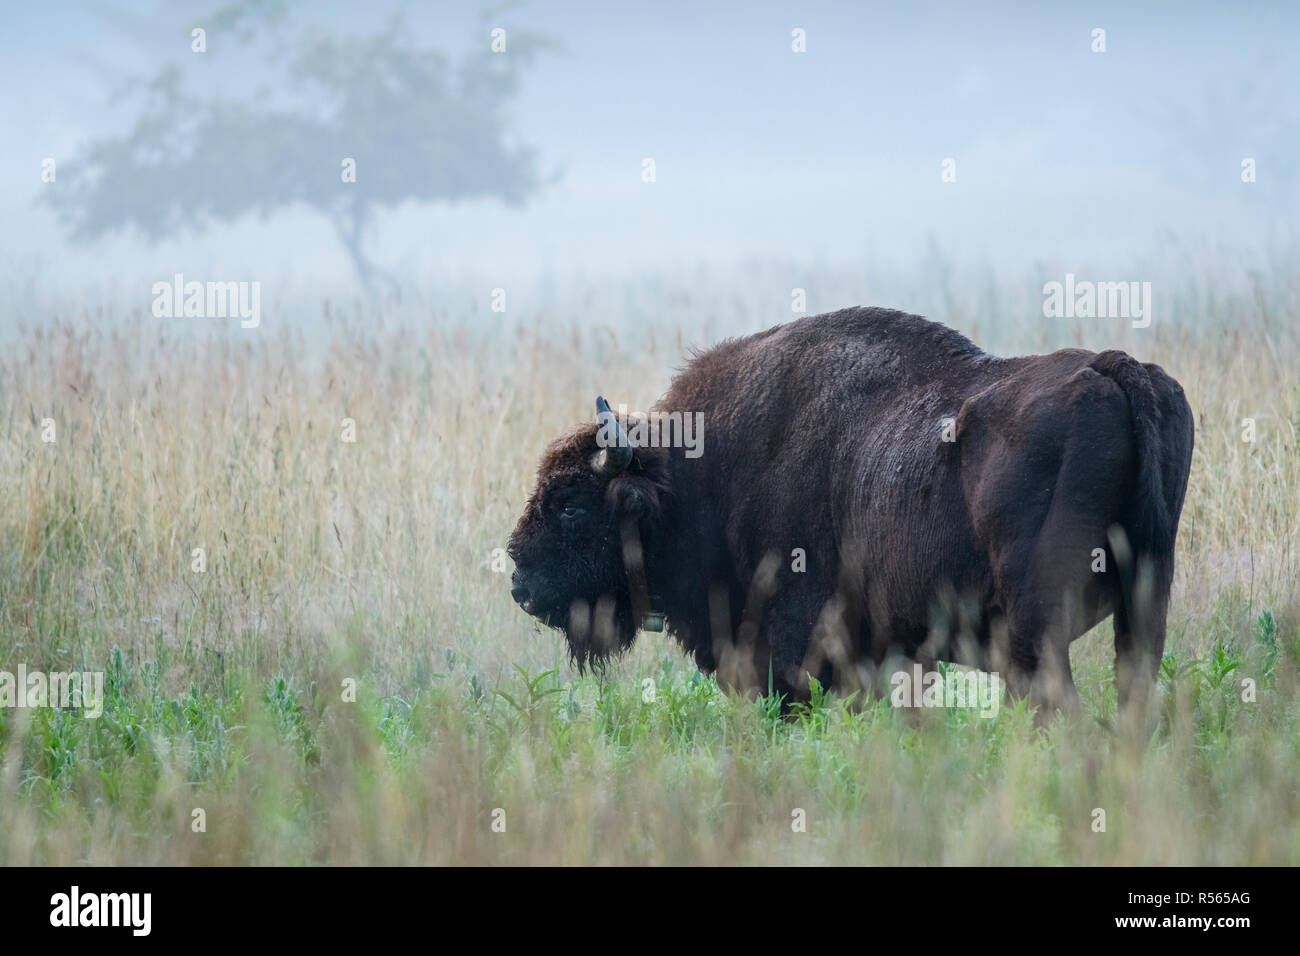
(972, 368, 1141, 724)
(1109, 529, 1173, 725)
(995, 512, 1122, 722)
(1001, 600, 1082, 723)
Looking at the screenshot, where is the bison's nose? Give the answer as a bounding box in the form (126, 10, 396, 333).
(510, 569, 531, 610)
(504, 567, 530, 613)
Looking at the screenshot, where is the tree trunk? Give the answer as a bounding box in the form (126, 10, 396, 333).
(332, 201, 399, 294)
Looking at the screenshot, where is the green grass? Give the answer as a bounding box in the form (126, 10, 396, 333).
(2, 599, 1297, 864)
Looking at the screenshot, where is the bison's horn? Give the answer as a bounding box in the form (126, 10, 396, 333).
(594, 396, 634, 477)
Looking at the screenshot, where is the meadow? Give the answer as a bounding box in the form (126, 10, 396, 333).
(0, 259, 1297, 865)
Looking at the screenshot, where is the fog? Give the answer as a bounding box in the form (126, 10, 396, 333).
(2, 0, 1296, 326)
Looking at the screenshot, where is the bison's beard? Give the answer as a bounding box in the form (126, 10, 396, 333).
(560, 594, 638, 672)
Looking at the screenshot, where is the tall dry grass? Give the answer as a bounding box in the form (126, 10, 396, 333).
(0, 270, 1297, 864)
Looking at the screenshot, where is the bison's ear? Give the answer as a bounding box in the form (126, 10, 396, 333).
(607, 450, 669, 524)
(611, 476, 660, 520)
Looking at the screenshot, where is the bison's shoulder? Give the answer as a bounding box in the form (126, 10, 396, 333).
(749, 307, 987, 363)
(665, 307, 989, 411)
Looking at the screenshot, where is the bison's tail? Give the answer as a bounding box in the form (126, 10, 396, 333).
(1090, 350, 1193, 717)
(1089, 350, 1174, 559)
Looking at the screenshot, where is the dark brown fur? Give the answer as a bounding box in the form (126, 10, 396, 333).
(508, 307, 1194, 717)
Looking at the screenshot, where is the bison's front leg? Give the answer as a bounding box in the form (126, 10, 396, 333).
(718, 551, 842, 702)
(762, 577, 870, 702)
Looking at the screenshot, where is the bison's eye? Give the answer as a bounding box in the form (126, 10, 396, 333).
(561, 505, 585, 520)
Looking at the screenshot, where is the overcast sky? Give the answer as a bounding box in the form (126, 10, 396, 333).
(1, 0, 1295, 304)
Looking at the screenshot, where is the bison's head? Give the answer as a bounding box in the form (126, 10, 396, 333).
(507, 397, 670, 669)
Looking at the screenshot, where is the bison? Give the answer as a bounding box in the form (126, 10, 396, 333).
(507, 307, 1193, 718)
